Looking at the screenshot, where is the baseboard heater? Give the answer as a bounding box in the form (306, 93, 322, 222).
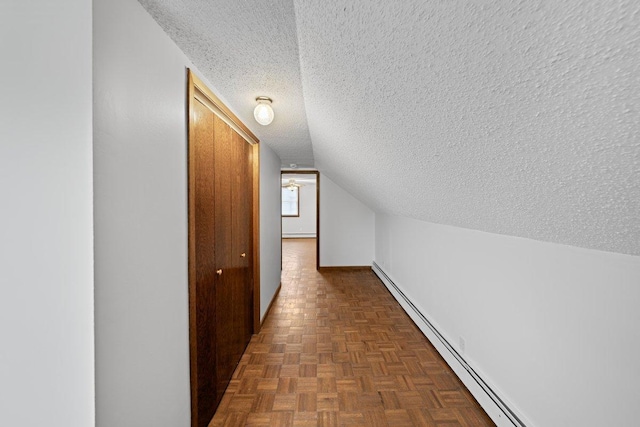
(371, 261, 526, 427)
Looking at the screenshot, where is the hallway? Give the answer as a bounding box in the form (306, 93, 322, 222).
(211, 239, 494, 426)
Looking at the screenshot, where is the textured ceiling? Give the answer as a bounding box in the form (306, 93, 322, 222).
(138, 0, 639, 256)
(295, 0, 640, 256)
(138, 0, 314, 167)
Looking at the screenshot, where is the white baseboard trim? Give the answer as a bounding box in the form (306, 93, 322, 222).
(372, 261, 527, 427)
(282, 232, 316, 238)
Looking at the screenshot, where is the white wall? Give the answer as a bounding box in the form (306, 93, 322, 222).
(375, 213, 640, 427)
(260, 144, 283, 320)
(319, 174, 374, 266)
(0, 1, 94, 426)
(94, 0, 192, 425)
(94, 1, 284, 425)
(282, 179, 316, 238)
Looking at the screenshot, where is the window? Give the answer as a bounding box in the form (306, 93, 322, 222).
(282, 186, 299, 217)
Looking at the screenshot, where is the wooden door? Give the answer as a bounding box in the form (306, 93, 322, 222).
(212, 115, 255, 408)
(188, 71, 260, 427)
(214, 121, 255, 398)
(232, 131, 253, 354)
(211, 114, 233, 406)
(190, 98, 218, 427)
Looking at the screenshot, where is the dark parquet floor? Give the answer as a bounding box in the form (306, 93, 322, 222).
(210, 238, 494, 426)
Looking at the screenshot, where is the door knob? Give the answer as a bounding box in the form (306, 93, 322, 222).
(240, 253, 246, 258)
(216, 269, 223, 275)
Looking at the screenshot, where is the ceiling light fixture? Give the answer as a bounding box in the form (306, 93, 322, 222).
(282, 178, 301, 191)
(254, 96, 274, 126)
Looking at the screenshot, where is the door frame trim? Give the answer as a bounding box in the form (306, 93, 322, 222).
(189, 72, 258, 145)
(187, 69, 261, 427)
(280, 170, 320, 270)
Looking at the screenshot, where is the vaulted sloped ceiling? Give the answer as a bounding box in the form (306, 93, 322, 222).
(138, 0, 639, 256)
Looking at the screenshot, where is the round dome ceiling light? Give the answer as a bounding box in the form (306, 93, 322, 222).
(254, 96, 274, 126)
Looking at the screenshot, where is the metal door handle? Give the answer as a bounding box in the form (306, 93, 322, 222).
(216, 269, 223, 275)
(240, 253, 246, 258)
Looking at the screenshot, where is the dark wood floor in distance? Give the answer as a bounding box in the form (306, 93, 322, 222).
(210, 238, 494, 426)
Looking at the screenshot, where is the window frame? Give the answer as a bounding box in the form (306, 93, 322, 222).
(281, 186, 300, 217)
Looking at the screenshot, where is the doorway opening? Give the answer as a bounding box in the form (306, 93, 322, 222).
(280, 171, 319, 270)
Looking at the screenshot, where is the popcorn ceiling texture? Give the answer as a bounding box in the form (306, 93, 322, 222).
(138, 0, 315, 167)
(138, 0, 639, 256)
(295, 0, 640, 256)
